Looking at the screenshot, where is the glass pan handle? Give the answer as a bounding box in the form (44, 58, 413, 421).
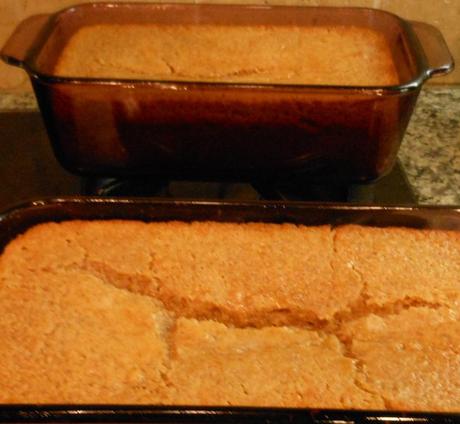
(1, 14, 50, 68)
(410, 20, 454, 78)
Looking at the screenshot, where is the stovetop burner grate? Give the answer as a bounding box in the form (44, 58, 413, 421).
(82, 161, 416, 204)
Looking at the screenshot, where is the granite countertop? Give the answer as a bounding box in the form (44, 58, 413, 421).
(398, 86, 460, 205)
(1, 86, 459, 205)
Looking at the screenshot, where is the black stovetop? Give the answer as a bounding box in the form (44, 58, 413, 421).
(0, 111, 416, 211)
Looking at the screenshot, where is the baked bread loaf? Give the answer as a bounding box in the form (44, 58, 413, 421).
(0, 221, 458, 410)
(54, 24, 399, 86)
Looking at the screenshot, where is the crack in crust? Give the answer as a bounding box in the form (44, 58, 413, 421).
(333, 332, 386, 407)
(1, 221, 458, 410)
(69, 255, 445, 332)
(6, 229, 449, 332)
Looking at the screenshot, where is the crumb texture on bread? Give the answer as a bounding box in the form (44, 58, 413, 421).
(340, 307, 460, 410)
(0, 220, 459, 410)
(166, 318, 383, 408)
(54, 24, 399, 86)
(333, 225, 460, 309)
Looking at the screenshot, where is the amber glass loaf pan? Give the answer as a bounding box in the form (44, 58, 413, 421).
(1, 3, 454, 181)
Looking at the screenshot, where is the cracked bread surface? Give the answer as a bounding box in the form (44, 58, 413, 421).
(166, 318, 383, 408)
(340, 307, 460, 410)
(1, 221, 362, 326)
(54, 24, 399, 86)
(0, 268, 171, 404)
(0, 220, 459, 410)
(333, 225, 460, 309)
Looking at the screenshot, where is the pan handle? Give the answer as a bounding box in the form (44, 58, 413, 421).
(410, 20, 454, 79)
(1, 14, 50, 68)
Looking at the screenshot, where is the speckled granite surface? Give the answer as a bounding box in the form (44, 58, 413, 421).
(399, 86, 460, 205)
(0, 92, 37, 111)
(1, 86, 459, 205)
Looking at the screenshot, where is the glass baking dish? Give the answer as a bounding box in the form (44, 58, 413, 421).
(0, 198, 459, 421)
(0, 3, 454, 182)
(0, 405, 458, 423)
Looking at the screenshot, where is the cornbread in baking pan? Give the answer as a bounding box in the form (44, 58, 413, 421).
(54, 24, 399, 86)
(0, 221, 459, 409)
(340, 307, 460, 411)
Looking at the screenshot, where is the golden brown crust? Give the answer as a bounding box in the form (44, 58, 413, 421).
(0, 220, 459, 410)
(166, 318, 383, 408)
(2, 221, 362, 326)
(340, 307, 460, 411)
(0, 268, 171, 403)
(54, 24, 399, 86)
(333, 224, 460, 309)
